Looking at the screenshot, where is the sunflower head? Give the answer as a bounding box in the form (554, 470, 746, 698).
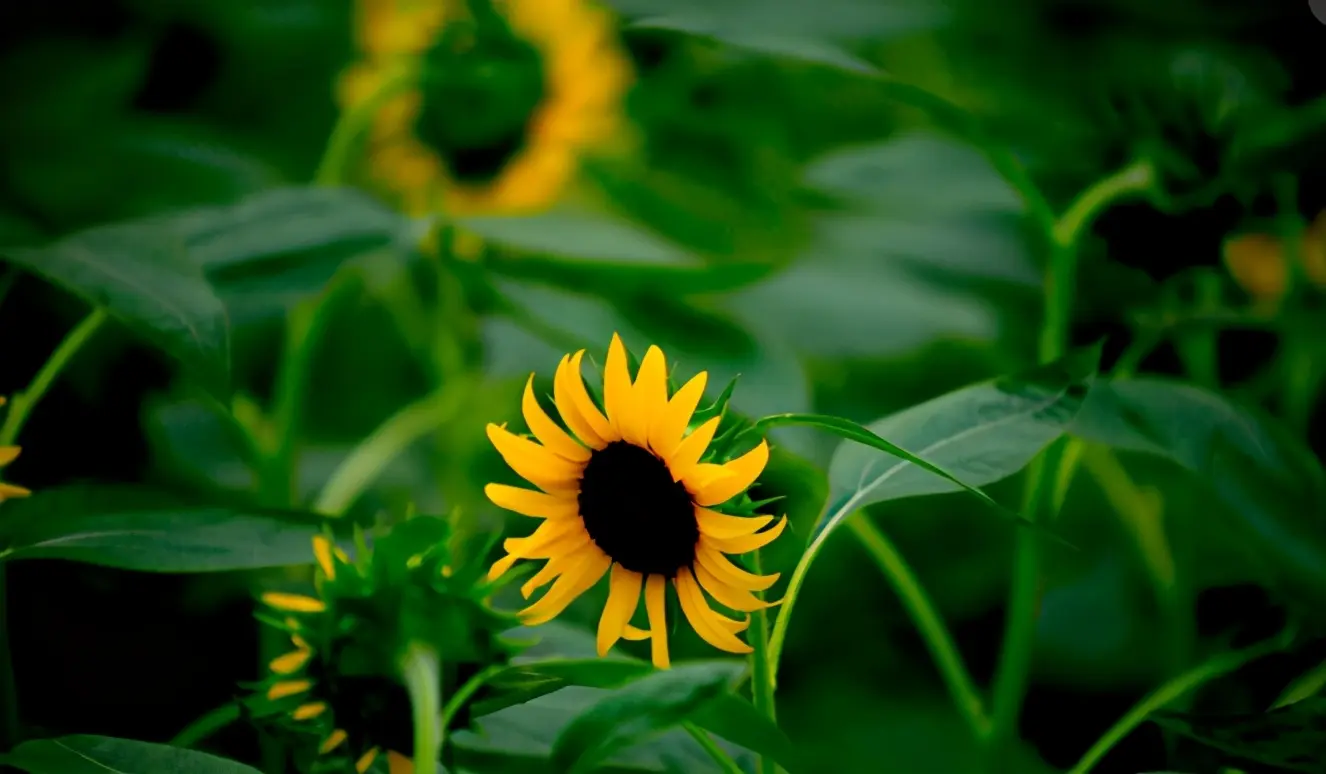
(485, 334, 786, 669)
(340, 0, 632, 216)
(248, 518, 519, 773)
(0, 398, 30, 503)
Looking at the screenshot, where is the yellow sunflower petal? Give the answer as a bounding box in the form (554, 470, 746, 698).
(388, 750, 415, 774)
(649, 371, 706, 459)
(319, 728, 348, 754)
(0, 447, 20, 467)
(486, 423, 583, 493)
(597, 564, 644, 656)
(696, 544, 780, 592)
(487, 552, 521, 582)
(675, 567, 752, 654)
(603, 333, 642, 444)
(292, 702, 327, 720)
(1224, 233, 1288, 300)
(485, 483, 578, 519)
(666, 416, 722, 483)
(632, 345, 669, 421)
(694, 439, 769, 507)
(622, 624, 651, 641)
(503, 517, 591, 560)
(267, 680, 312, 700)
(553, 354, 608, 449)
(0, 483, 31, 500)
(521, 544, 597, 599)
(261, 592, 326, 613)
(644, 574, 670, 669)
(269, 648, 312, 675)
(312, 535, 337, 581)
(356, 748, 380, 774)
(558, 350, 616, 444)
(522, 375, 591, 462)
(692, 562, 776, 613)
(520, 550, 611, 626)
(696, 508, 774, 540)
(705, 516, 788, 554)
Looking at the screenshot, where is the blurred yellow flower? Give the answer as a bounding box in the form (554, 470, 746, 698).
(485, 334, 785, 669)
(339, 0, 632, 216)
(1223, 211, 1326, 304)
(0, 398, 30, 503)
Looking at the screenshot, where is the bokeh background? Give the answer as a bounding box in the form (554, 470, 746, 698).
(2, 0, 1326, 772)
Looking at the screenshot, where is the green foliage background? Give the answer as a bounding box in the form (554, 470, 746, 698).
(1, 0, 1325, 773)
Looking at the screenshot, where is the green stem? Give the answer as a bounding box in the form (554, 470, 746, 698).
(847, 513, 990, 739)
(313, 385, 467, 516)
(748, 550, 778, 774)
(682, 722, 746, 774)
(987, 160, 1155, 767)
(169, 702, 242, 748)
(1068, 634, 1289, 774)
(0, 307, 107, 752)
(439, 664, 506, 732)
(314, 68, 419, 186)
(402, 644, 442, 774)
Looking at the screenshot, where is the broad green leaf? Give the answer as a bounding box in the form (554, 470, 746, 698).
(2, 223, 231, 395)
(1072, 378, 1326, 600)
(0, 735, 262, 774)
(550, 661, 744, 774)
(821, 349, 1097, 534)
(0, 485, 324, 573)
(459, 206, 694, 266)
(1154, 699, 1326, 774)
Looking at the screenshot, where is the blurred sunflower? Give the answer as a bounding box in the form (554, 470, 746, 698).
(0, 398, 30, 503)
(338, 0, 632, 216)
(1224, 211, 1326, 306)
(485, 334, 785, 669)
(251, 522, 517, 774)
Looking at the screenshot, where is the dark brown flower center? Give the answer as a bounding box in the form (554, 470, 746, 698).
(578, 441, 698, 576)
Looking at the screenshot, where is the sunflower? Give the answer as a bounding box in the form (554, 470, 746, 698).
(253, 525, 515, 774)
(338, 0, 632, 216)
(485, 334, 786, 669)
(1224, 210, 1326, 306)
(0, 398, 30, 503)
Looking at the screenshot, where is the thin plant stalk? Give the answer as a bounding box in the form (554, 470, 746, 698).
(847, 513, 990, 739)
(747, 549, 779, 774)
(683, 722, 745, 774)
(0, 307, 108, 751)
(987, 160, 1154, 765)
(402, 644, 442, 774)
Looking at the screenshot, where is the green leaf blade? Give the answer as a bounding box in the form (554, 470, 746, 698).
(1, 735, 263, 774)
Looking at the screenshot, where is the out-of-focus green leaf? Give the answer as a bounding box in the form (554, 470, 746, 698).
(2, 221, 232, 396)
(460, 207, 694, 266)
(1154, 699, 1326, 774)
(550, 661, 744, 774)
(821, 349, 1096, 526)
(0, 485, 323, 573)
(0, 735, 263, 774)
(1072, 378, 1326, 602)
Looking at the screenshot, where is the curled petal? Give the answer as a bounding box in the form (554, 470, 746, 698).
(520, 550, 611, 625)
(692, 562, 776, 613)
(486, 423, 583, 493)
(556, 351, 615, 445)
(523, 375, 591, 462)
(649, 371, 706, 459)
(694, 439, 769, 506)
(521, 545, 597, 599)
(622, 625, 651, 641)
(705, 516, 787, 554)
(269, 648, 311, 675)
(261, 593, 326, 613)
(503, 518, 590, 560)
(675, 568, 752, 654)
(696, 544, 780, 591)
(0, 447, 19, 466)
(603, 333, 642, 444)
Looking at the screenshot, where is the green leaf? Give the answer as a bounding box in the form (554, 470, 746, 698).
(550, 661, 745, 774)
(1072, 378, 1326, 601)
(0, 735, 263, 774)
(0, 485, 324, 573)
(819, 349, 1097, 536)
(459, 206, 695, 266)
(1154, 698, 1326, 774)
(2, 223, 231, 396)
